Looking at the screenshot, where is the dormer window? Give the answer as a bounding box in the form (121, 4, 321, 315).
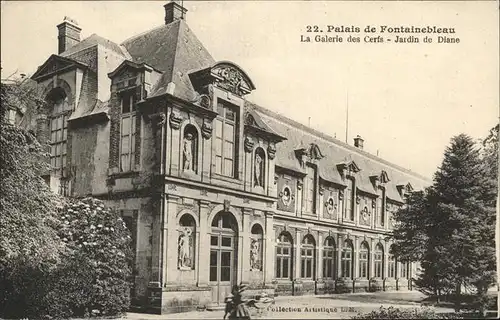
(344, 177, 355, 221)
(120, 91, 138, 172)
(214, 100, 238, 178)
(303, 165, 317, 214)
(46, 87, 69, 171)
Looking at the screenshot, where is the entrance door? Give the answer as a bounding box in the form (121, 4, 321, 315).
(209, 212, 238, 305)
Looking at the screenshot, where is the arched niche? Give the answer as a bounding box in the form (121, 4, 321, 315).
(178, 213, 196, 270)
(250, 223, 264, 271)
(181, 123, 200, 174)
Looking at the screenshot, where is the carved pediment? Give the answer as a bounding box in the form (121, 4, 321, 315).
(370, 170, 390, 187)
(397, 182, 414, 199)
(189, 61, 256, 97)
(31, 54, 87, 82)
(295, 143, 324, 168)
(337, 159, 361, 177)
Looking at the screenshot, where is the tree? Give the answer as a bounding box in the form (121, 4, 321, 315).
(0, 80, 65, 318)
(392, 133, 496, 313)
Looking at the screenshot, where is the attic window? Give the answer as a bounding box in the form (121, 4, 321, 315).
(116, 77, 137, 91)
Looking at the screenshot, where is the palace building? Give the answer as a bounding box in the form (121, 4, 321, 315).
(27, 1, 430, 314)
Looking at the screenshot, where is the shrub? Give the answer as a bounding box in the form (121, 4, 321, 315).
(351, 306, 463, 319)
(51, 197, 133, 317)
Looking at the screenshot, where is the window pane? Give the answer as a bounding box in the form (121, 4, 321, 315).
(121, 136, 130, 153)
(221, 251, 231, 266)
(122, 117, 130, 135)
(224, 159, 233, 177)
(131, 133, 136, 154)
(224, 142, 234, 159)
(55, 156, 61, 168)
(121, 155, 130, 172)
(211, 236, 218, 246)
(225, 108, 235, 121)
(51, 145, 56, 157)
(282, 258, 289, 278)
(221, 237, 232, 247)
(217, 103, 224, 115)
(215, 119, 223, 138)
(215, 156, 222, 174)
(221, 267, 230, 281)
(62, 155, 67, 167)
(122, 95, 131, 113)
(215, 138, 223, 157)
(276, 258, 281, 278)
(224, 123, 234, 141)
(62, 143, 67, 155)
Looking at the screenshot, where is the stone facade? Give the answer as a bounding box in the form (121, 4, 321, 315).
(27, 1, 429, 314)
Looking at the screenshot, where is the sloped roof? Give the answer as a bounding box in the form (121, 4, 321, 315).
(68, 99, 109, 122)
(121, 19, 215, 101)
(61, 34, 128, 58)
(250, 103, 431, 202)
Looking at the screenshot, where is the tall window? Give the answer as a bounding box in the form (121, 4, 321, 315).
(300, 235, 315, 279)
(276, 232, 292, 279)
(376, 187, 385, 226)
(388, 254, 396, 278)
(323, 237, 336, 279)
(400, 262, 408, 278)
(303, 165, 316, 214)
(48, 88, 68, 170)
(345, 178, 355, 221)
(374, 244, 384, 278)
(359, 242, 369, 279)
(341, 240, 353, 278)
(120, 92, 137, 172)
(215, 100, 238, 177)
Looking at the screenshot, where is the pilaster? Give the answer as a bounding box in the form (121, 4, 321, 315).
(294, 229, 302, 280)
(264, 211, 274, 285)
(164, 194, 179, 285)
(317, 233, 323, 281)
(370, 238, 375, 279)
(336, 233, 343, 278)
(241, 208, 252, 284)
(150, 197, 163, 288)
(169, 110, 181, 176)
(197, 200, 211, 286)
(353, 236, 359, 279)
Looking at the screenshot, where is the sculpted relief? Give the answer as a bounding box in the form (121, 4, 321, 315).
(178, 226, 194, 270)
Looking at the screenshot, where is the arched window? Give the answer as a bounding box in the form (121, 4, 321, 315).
(276, 232, 292, 280)
(250, 224, 263, 271)
(182, 124, 198, 173)
(323, 236, 336, 279)
(254, 147, 266, 188)
(341, 240, 353, 278)
(359, 241, 370, 279)
(301, 235, 315, 279)
(46, 87, 69, 171)
(210, 211, 238, 283)
(388, 245, 396, 278)
(178, 214, 196, 270)
(374, 243, 384, 278)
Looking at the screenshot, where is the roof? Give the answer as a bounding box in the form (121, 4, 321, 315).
(61, 34, 129, 58)
(121, 19, 215, 101)
(68, 99, 109, 122)
(249, 102, 431, 202)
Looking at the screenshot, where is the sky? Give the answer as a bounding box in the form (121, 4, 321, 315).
(1, 1, 498, 179)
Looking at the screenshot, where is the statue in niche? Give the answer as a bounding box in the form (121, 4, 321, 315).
(178, 227, 193, 269)
(361, 206, 370, 222)
(254, 149, 265, 187)
(183, 132, 194, 172)
(250, 238, 261, 270)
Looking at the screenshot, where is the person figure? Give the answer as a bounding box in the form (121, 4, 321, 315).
(250, 239, 259, 270)
(254, 153, 262, 187)
(183, 133, 193, 171)
(178, 229, 190, 268)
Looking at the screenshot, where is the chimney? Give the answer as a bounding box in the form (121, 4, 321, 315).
(164, 1, 187, 24)
(57, 16, 81, 54)
(354, 135, 364, 149)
